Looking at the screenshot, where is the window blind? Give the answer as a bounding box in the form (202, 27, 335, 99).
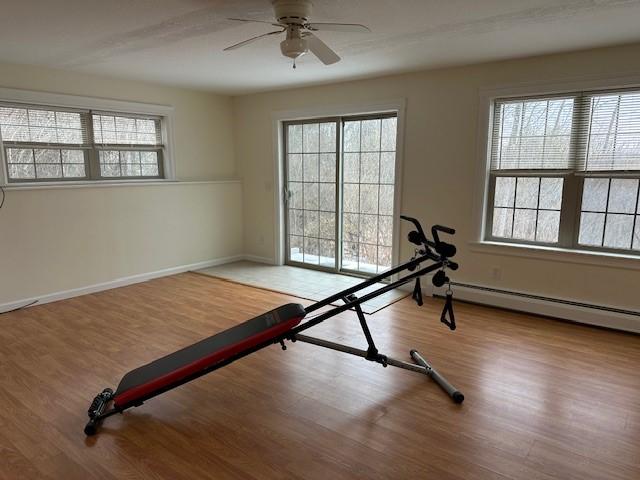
(0, 103, 90, 147)
(491, 89, 640, 173)
(579, 90, 640, 172)
(491, 96, 576, 170)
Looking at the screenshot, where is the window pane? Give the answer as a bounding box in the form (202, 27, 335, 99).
(342, 241, 358, 269)
(634, 222, 640, 250)
(381, 117, 397, 151)
(360, 152, 379, 183)
(539, 178, 563, 210)
(578, 212, 605, 246)
(360, 214, 378, 244)
(8, 164, 35, 179)
(288, 154, 302, 181)
(343, 121, 360, 152)
(303, 154, 319, 182)
(319, 122, 336, 153)
(581, 178, 609, 212)
(379, 185, 394, 215)
(62, 150, 85, 164)
(359, 243, 377, 273)
(603, 214, 634, 249)
(343, 184, 359, 213)
(359, 184, 378, 214)
(378, 215, 393, 247)
(304, 210, 319, 238)
(319, 212, 335, 239)
(515, 177, 539, 208)
(343, 213, 359, 243)
(287, 124, 302, 153)
(289, 182, 302, 209)
(319, 239, 335, 267)
(141, 164, 158, 176)
(63, 164, 85, 178)
(513, 209, 537, 240)
(7, 148, 34, 164)
(378, 246, 392, 270)
(380, 152, 395, 184)
(289, 235, 303, 262)
(319, 183, 335, 212)
(492, 207, 513, 238)
(319, 153, 335, 182)
(343, 153, 359, 183)
(121, 163, 141, 176)
(536, 210, 560, 243)
(303, 123, 319, 153)
(303, 182, 319, 210)
(36, 164, 62, 178)
(303, 237, 319, 265)
(608, 179, 638, 214)
(101, 163, 120, 177)
(361, 119, 381, 151)
(494, 177, 516, 207)
(289, 209, 303, 236)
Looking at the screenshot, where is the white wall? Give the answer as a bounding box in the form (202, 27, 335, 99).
(232, 43, 640, 311)
(0, 62, 242, 306)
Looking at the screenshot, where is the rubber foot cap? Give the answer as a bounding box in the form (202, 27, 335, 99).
(452, 391, 465, 404)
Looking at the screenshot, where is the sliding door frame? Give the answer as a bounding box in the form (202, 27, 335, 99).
(273, 99, 406, 277)
(283, 116, 341, 273)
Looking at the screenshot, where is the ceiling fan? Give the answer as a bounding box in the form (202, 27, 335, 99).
(223, 0, 370, 68)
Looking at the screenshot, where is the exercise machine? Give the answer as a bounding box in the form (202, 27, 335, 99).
(84, 215, 462, 436)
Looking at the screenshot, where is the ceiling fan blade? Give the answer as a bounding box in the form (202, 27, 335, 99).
(304, 33, 340, 65)
(228, 18, 283, 28)
(223, 30, 283, 51)
(305, 22, 371, 33)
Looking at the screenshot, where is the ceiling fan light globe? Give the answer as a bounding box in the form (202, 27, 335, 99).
(280, 38, 308, 59)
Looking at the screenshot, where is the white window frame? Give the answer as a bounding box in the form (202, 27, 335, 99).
(271, 99, 406, 268)
(0, 87, 176, 187)
(474, 75, 640, 266)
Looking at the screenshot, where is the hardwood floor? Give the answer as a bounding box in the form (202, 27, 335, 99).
(1, 273, 639, 479)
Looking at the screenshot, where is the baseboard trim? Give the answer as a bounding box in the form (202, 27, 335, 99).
(243, 254, 276, 265)
(432, 281, 640, 334)
(0, 255, 244, 314)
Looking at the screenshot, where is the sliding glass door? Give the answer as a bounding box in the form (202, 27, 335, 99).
(284, 113, 398, 276)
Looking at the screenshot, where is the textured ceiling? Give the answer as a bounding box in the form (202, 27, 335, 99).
(2, 0, 640, 94)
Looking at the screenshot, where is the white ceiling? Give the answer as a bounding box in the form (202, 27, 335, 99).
(3, 0, 640, 94)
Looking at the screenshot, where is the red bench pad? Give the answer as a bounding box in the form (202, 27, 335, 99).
(113, 303, 306, 408)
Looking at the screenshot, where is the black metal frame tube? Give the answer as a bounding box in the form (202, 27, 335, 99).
(303, 252, 438, 314)
(292, 261, 444, 335)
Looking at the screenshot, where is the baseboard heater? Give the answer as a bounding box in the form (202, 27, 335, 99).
(432, 281, 640, 334)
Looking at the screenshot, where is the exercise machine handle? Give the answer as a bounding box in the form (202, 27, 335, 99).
(400, 215, 428, 245)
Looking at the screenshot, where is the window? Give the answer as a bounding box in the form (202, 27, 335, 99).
(486, 88, 640, 255)
(284, 113, 398, 275)
(1, 102, 165, 183)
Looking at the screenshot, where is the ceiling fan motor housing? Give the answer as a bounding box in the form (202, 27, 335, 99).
(272, 0, 312, 25)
